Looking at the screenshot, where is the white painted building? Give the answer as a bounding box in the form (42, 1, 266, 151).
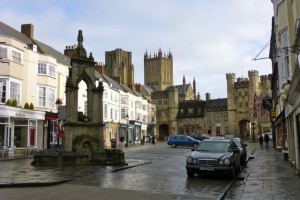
(0, 22, 70, 154)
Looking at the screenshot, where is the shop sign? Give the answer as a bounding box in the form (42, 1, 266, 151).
(15, 112, 25, 118)
(58, 130, 64, 137)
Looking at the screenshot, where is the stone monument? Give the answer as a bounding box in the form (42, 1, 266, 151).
(32, 30, 125, 166)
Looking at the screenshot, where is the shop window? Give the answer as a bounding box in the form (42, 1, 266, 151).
(14, 126, 27, 148)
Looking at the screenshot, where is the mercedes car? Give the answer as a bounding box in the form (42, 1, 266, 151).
(186, 138, 241, 178)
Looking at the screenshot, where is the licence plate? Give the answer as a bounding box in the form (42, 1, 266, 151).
(199, 166, 215, 171)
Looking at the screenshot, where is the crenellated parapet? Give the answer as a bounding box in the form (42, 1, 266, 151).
(248, 70, 259, 77)
(260, 75, 269, 81)
(226, 73, 236, 79)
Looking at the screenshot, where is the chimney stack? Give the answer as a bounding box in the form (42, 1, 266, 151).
(21, 24, 34, 40)
(206, 93, 211, 103)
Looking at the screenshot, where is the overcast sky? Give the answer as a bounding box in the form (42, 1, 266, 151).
(1, 0, 273, 99)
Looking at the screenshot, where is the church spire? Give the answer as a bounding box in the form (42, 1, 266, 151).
(193, 77, 196, 100)
(183, 75, 186, 96)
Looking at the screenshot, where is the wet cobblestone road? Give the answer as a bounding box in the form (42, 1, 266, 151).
(1, 141, 299, 200)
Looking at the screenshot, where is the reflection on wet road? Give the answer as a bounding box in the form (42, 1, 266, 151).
(0, 143, 231, 199)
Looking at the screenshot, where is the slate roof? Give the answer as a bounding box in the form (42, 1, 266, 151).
(96, 71, 139, 96)
(0, 21, 70, 66)
(205, 98, 228, 111)
(33, 39, 70, 66)
(0, 21, 33, 45)
(177, 100, 206, 118)
(165, 83, 192, 97)
(140, 85, 155, 95)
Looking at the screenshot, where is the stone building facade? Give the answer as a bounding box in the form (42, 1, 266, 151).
(226, 71, 271, 138)
(142, 48, 271, 140)
(104, 48, 135, 89)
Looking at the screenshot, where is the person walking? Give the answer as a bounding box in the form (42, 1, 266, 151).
(151, 135, 156, 145)
(264, 133, 270, 150)
(258, 134, 264, 149)
(119, 136, 125, 148)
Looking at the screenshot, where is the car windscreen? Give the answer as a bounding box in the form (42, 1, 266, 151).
(196, 141, 230, 152)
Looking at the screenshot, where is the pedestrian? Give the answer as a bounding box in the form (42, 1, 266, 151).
(258, 134, 263, 149)
(151, 135, 156, 145)
(264, 133, 270, 149)
(143, 134, 145, 144)
(120, 136, 125, 147)
(141, 133, 145, 145)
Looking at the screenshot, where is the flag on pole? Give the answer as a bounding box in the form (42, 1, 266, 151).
(252, 93, 262, 118)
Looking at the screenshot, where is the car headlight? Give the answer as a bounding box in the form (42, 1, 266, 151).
(224, 158, 231, 165)
(186, 156, 193, 164)
(219, 160, 224, 165)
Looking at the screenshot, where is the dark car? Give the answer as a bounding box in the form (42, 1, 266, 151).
(167, 134, 200, 148)
(233, 138, 248, 165)
(191, 133, 210, 141)
(186, 138, 241, 178)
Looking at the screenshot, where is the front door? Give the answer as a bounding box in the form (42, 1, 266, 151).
(30, 128, 35, 146)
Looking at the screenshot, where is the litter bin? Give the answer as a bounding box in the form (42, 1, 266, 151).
(111, 139, 117, 148)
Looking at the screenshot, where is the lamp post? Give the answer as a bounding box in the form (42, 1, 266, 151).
(125, 114, 129, 147)
(55, 98, 63, 148)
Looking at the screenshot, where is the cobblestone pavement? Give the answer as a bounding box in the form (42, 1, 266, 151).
(0, 141, 299, 200)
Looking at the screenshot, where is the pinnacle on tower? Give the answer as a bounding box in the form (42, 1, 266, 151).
(73, 30, 87, 59)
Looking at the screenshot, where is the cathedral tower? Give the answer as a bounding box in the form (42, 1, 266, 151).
(105, 48, 134, 89)
(144, 48, 173, 91)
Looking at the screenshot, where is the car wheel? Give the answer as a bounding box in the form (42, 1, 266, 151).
(171, 143, 177, 148)
(187, 172, 194, 178)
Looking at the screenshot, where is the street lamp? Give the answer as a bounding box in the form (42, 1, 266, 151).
(55, 98, 63, 148)
(125, 114, 129, 147)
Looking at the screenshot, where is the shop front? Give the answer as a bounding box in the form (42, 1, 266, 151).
(0, 105, 45, 157)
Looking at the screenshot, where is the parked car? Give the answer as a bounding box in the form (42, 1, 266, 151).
(191, 133, 210, 141)
(233, 138, 248, 165)
(167, 134, 201, 148)
(186, 138, 241, 178)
